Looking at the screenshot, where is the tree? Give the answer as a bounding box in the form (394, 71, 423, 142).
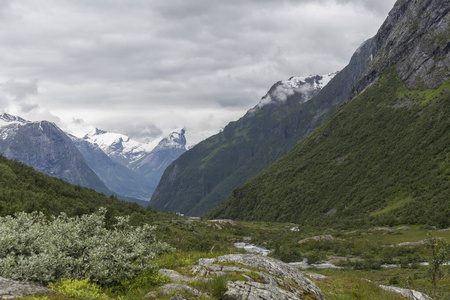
(426, 232, 449, 300)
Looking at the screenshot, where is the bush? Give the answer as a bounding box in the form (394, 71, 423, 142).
(0, 208, 173, 285)
(49, 279, 110, 299)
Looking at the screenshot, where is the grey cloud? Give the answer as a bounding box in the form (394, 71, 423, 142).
(0, 0, 396, 143)
(336, 0, 395, 16)
(0, 79, 38, 101)
(124, 125, 164, 143)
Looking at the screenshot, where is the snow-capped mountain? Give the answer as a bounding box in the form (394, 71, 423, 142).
(130, 129, 187, 180)
(80, 127, 187, 198)
(252, 73, 338, 111)
(0, 114, 113, 195)
(0, 113, 29, 126)
(70, 134, 156, 200)
(150, 68, 358, 216)
(0, 112, 188, 202)
(82, 128, 158, 167)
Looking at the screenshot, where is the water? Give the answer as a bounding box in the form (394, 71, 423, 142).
(234, 242, 273, 256)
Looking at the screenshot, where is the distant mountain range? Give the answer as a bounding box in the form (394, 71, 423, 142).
(0, 113, 187, 203)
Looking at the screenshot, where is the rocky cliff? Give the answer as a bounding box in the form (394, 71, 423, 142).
(352, 0, 449, 95)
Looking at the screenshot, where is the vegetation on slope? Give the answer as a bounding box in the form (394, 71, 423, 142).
(151, 46, 372, 217)
(0, 154, 152, 223)
(207, 69, 450, 228)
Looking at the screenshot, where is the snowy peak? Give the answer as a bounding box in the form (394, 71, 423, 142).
(252, 72, 338, 111)
(83, 127, 187, 167)
(153, 129, 187, 151)
(0, 113, 29, 127)
(284, 73, 337, 90)
(85, 128, 154, 152)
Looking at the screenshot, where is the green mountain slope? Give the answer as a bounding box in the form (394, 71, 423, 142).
(207, 69, 450, 228)
(206, 0, 450, 227)
(0, 154, 151, 220)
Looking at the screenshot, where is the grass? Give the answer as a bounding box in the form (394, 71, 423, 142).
(314, 266, 450, 300)
(14, 218, 450, 299)
(370, 197, 413, 216)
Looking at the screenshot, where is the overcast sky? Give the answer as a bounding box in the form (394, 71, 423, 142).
(0, 0, 396, 146)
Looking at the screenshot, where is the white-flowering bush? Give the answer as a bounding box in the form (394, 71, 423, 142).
(0, 208, 173, 285)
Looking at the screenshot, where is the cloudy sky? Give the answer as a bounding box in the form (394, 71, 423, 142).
(0, 0, 395, 146)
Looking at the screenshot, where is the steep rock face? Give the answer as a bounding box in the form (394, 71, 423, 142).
(352, 0, 450, 95)
(0, 119, 111, 195)
(207, 0, 450, 226)
(151, 40, 374, 217)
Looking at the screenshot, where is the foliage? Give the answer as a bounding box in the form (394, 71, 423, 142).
(190, 275, 228, 299)
(114, 269, 170, 299)
(208, 69, 450, 228)
(426, 232, 450, 299)
(0, 154, 165, 226)
(0, 209, 173, 285)
(48, 279, 110, 299)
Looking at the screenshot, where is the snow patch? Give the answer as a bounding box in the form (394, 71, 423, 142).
(249, 72, 338, 113)
(83, 127, 187, 164)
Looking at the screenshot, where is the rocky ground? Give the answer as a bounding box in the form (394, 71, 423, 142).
(0, 277, 53, 299)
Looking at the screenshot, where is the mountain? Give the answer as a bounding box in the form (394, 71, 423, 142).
(150, 67, 383, 216)
(207, 0, 450, 227)
(69, 135, 154, 200)
(0, 113, 112, 195)
(82, 128, 187, 197)
(129, 129, 187, 182)
(82, 128, 158, 168)
(0, 112, 186, 202)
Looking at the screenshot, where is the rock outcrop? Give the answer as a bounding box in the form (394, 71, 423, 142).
(0, 277, 53, 299)
(153, 254, 324, 299)
(217, 254, 324, 300)
(379, 285, 431, 300)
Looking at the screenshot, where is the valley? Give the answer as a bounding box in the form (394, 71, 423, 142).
(0, 0, 449, 298)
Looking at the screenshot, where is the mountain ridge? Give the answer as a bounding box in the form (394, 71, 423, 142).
(0, 113, 187, 202)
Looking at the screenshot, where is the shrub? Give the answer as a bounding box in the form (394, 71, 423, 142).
(49, 278, 110, 299)
(0, 208, 173, 285)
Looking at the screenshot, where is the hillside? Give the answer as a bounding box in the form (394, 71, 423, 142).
(151, 41, 373, 216)
(207, 69, 450, 227)
(0, 154, 151, 221)
(207, 0, 450, 227)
